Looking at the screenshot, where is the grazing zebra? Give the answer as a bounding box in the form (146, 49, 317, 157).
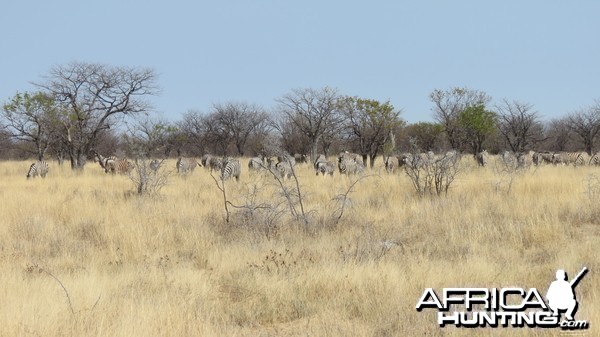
(533, 151, 554, 165)
(338, 157, 364, 175)
(95, 153, 117, 171)
(475, 150, 488, 167)
(176, 157, 198, 175)
(26, 160, 49, 179)
(552, 152, 587, 166)
(221, 157, 241, 181)
(384, 156, 400, 173)
(313, 154, 328, 174)
(315, 160, 334, 176)
(105, 158, 135, 174)
(248, 156, 264, 171)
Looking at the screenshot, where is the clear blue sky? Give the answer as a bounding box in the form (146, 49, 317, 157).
(1, 1, 598, 123)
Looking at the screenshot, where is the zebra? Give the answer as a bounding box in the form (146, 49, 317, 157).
(589, 152, 600, 166)
(200, 154, 212, 169)
(221, 157, 241, 181)
(149, 159, 162, 172)
(442, 150, 460, 165)
(294, 153, 308, 164)
(275, 161, 293, 180)
(338, 157, 364, 175)
(176, 157, 198, 175)
(209, 157, 223, 172)
(315, 160, 334, 176)
(401, 152, 430, 169)
(26, 160, 49, 179)
(475, 150, 488, 167)
(313, 154, 328, 174)
(533, 151, 554, 165)
(552, 152, 587, 166)
(338, 151, 362, 164)
(105, 158, 135, 174)
(248, 156, 264, 171)
(384, 156, 400, 173)
(95, 152, 117, 171)
(277, 154, 296, 167)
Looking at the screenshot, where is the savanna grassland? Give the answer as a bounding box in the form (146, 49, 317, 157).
(0, 158, 598, 337)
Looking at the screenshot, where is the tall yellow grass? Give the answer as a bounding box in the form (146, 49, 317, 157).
(0, 158, 598, 336)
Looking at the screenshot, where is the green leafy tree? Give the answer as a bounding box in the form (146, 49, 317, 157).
(458, 104, 496, 154)
(405, 122, 444, 151)
(430, 87, 491, 151)
(2, 91, 57, 160)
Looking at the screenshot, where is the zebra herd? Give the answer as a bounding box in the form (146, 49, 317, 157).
(383, 151, 460, 173)
(474, 150, 600, 168)
(24, 149, 600, 181)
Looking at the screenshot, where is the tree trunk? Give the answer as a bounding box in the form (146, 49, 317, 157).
(310, 141, 319, 164)
(369, 154, 376, 168)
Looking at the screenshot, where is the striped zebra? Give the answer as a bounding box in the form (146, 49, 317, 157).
(315, 160, 334, 176)
(105, 158, 135, 174)
(589, 152, 600, 166)
(475, 150, 488, 167)
(176, 157, 198, 175)
(338, 157, 364, 175)
(552, 152, 587, 166)
(26, 160, 49, 179)
(95, 153, 117, 171)
(221, 157, 241, 181)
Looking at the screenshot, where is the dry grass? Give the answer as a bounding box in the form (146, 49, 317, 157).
(0, 157, 598, 336)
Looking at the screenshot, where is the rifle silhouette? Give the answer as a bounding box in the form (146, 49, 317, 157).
(570, 267, 588, 288)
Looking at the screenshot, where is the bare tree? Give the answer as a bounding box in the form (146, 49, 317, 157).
(567, 100, 600, 155)
(2, 91, 56, 160)
(211, 101, 271, 156)
(34, 62, 158, 170)
(544, 118, 572, 151)
(124, 115, 179, 157)
(178, 110, 212, 155)
(275, 87, 341, 162)
(495, 99, 544, 153)
(430, 87, 491, 151)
